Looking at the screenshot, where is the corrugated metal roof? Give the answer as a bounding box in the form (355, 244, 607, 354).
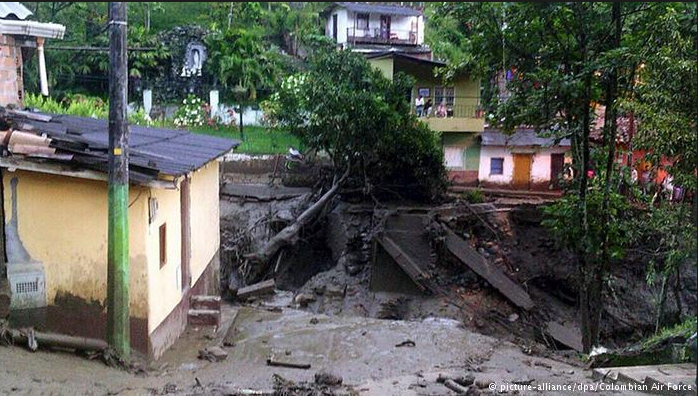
(481, 128, 571, 147)
(334, 2, 422, 17)
(4, 111, 240, 181)
(0, 2, 33, 20)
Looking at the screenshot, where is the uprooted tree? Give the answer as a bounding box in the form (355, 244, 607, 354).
(240, 49, 447, 284)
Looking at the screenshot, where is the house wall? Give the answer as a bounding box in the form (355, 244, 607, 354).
(188, 161, 220, 286)
(2, 170, 150, 353)
(442, 132, 480, 186)
(392, 58, 484, 133)
(0, 34, 23, 107)
(146, 160, 221, 359)
(326, 7, 423, 45)
(478, 146, 571, 188)
(395, 59, 480, 111)
(146, 182, 183, 334)
(369, 57, 394, 80)
(325, 8, 348, 44)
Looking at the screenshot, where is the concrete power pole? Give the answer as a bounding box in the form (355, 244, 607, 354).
(106, 1, 130, 359)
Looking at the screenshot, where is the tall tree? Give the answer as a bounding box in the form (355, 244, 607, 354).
(427, 2, 696, 351)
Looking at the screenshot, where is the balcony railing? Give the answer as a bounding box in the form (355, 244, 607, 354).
(347, 27, 418, 45)
(416, 104, 484, 119)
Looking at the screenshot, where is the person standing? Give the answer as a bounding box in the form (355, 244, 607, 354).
(424, 98, 433, 118)
(415, 95, 424, 117)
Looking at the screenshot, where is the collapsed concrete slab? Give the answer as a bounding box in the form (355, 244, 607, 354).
(442, 226, 535, 311)
(545, 321, 583, 352)
(370, 213, 438, 295)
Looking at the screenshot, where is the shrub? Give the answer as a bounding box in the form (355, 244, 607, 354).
(263, 49, 447, 201)
(464, 189, 486, 204)
(173, 94, 207, 127)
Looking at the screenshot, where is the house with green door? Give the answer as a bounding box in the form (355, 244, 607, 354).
(366, 51, 485, 185)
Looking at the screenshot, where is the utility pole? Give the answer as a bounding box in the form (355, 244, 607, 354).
(106, 1, 130, 359)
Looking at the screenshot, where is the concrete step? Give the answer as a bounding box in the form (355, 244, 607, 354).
(188, 308, 221, 327)
(190, 295, 221, 311)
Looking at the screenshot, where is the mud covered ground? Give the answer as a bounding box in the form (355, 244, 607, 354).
(220, 190, 696, 352)
(1, 302, 629, 396)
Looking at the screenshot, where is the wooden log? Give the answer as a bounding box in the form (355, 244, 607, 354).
(9, 329, 109, 352)
(266, 356, 311, 369)
(236, 279, 275, 300)
(444, 379, 468, 394)
(243, 167, 349, 283)
(220, 388, 274, 396)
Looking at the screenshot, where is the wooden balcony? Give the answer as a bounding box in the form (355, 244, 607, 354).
(418, 104, 485, 132)
(347, 27, 418, 46)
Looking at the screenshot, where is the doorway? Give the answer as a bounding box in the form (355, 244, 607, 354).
(332, 14, 338, 41)
(512, 153, 532, 189)
(550, 153, 565, 189)
(380, 15, 391, 40)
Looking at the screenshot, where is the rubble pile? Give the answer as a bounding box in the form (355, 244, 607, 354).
(220, 194, 697, 354)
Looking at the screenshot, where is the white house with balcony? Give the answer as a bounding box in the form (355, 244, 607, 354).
(322, 2, 428, 57)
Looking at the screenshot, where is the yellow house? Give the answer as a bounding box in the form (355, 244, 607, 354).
(1, 111, 238, 359)
(366, 51, 484, 185)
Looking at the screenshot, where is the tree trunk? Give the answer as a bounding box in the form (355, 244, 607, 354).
(655, 274, 669, 333)
(591, 0, 622, 352)
(578, 12, 594, 352)
(241, 168, 350, 284)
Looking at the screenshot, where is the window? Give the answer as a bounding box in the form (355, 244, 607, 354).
(159, 223, 167, 268)
(356, 13, 369, 30)
(444, 147, 464, 168)
(435, 86, 455, 106)
(490, 158, 504, 175)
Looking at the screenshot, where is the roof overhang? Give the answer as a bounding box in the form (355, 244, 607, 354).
(0, 156, 178, 189)
(366, 51, 446, 68)
(0, 19, 65, 39)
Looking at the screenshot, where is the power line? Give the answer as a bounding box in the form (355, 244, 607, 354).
(46, 46, 158, 52)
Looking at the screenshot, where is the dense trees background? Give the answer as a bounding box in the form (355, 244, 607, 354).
(427, 2, 697, 351)
(25, 2, 328, 103)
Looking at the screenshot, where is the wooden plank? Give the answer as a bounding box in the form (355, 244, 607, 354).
(237, 279, 275, 300)
(180, 177, 191, 290)
(443, 227, 535, 310)
(545, 321, 583, 352)
(266, 356, 311, 369)
(7, 110, 52, 122)
(376, 236, 436, 294)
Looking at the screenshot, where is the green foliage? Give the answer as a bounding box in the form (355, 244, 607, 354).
(205, 27, 284, 102)
(628, 203, 698, 282)
(627, 4, 697, 190)
(25, 92, 107, 119)
(173, 95, 207, 127)
(643, 316, 697, 350)
(542, 174, 631, 260)
(463, 189, 486, 204)
(264, 49, 447, 201)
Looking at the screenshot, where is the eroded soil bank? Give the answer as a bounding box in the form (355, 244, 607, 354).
(220, 188, 697, 352)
